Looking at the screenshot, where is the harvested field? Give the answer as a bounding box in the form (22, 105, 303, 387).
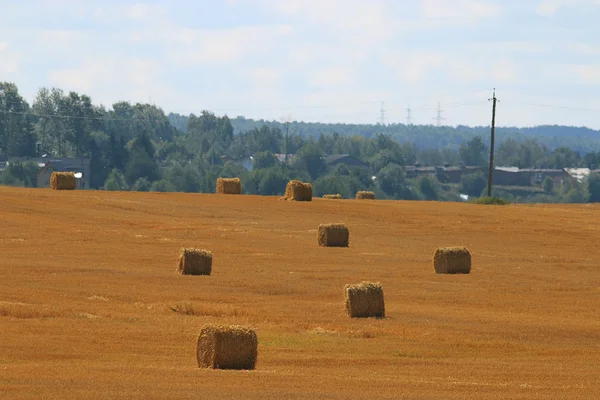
(0, 186, 599, 399)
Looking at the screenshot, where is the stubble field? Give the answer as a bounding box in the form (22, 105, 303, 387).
(0, 186, 598, 399)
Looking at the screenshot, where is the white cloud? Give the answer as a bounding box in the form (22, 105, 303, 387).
(308, 67, 354, 87)
(570, 42, 600, 55)
(126, 3, 168, 21)
(534, 0, 600, 17)
(47, 57, 163, 104)
(421, 0, 501, 19)
(383, 51, 446, 83)
(0, 43, 21, 74)
(164, 25, 293, 66)
(569, 64, 600, 84)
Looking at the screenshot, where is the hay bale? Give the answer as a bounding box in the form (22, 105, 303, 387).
(50, 172, 76, 190)
(282, 180, 312, 201)
(318, 223, 349, 247)
(216, 177, 242, 194)
(356, 191, 375, 200)
(433, 246, 471, 274)
(197, 324, 258, 370)
(177, 248, 212, 275)
(344, 282, 385, 318)
(323, 194, 342, 199)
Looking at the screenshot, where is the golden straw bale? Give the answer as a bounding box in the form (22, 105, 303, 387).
(356, 191, 375, 200)
(216, 177, 242, 194)
(197, 324, 258, 370)
(433, 246, 471, 274)
(177, 248, 212, 275)
(50, 172, 76, 190)
(344, 282, 385, 318)
(282, 180, 312, 201)
(318, 223, 349, 247)
(323, 194, 342, 199)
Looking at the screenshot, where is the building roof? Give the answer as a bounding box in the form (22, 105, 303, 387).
(564, 168, 590, 182)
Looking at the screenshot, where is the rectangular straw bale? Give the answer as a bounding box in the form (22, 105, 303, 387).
(318, 223, 349, 247)
(177, 248, 212, 275)
(50, 172, 76, 190)
(433, 246, 471, 274)
(282, 180, 312, 201)
(344, 281, 385, 318)
(356, 191, 375, 200)
(323, 194, 342, 199)
(216, 177, 242, 194)
(197, 324, 258, 370)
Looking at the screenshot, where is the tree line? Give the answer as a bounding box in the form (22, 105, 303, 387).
(2, 81, 600, 203)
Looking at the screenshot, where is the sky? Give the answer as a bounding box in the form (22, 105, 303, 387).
(1, 0, 600, 128)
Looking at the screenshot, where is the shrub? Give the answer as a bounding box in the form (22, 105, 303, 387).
(471, 196, 511, 205)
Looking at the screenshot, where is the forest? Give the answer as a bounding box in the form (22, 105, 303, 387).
(1, 81, 600, 203)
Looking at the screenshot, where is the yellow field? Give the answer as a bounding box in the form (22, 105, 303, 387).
(1, 187, 598, 399)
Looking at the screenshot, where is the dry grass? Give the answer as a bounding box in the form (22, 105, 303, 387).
(216, 177, 242, 194)
(318, 223, 349, 247)
(196, 324, 258, 370)
(177, 248, 212, 275)
(433, 246, 472, 274)
(323, 194, 342, 199)
(50, 171, 76, 190)
(355, 191, 375, 200)
(0, 186, 599, 399)
(282, 180, 312, 201)
(344, 282, 385, 318)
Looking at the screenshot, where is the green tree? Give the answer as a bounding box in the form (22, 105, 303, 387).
(417, 176, 440, 200)
(0, 161, 39, 187)
(124, 133, 160, 185)
(377, 163, 415, 199)
(104, 169, 128, 191)
(257, 167, 289, 195)
(460, 172, 487, 197)
(150, 179, 177, 192)
(252, 151, 277, 169)
(131, 177, 151, 192)
(294, 142, 326, 180)
(542, 177, 554, 194)
(1, 82, 36, 158)
(587, 173, 600, 202)
(459, 137, 488, 166)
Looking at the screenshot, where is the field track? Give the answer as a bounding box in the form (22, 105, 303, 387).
(1, 187, 599, 399)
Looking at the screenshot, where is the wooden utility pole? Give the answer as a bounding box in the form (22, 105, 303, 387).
(487, 89, 498, 197)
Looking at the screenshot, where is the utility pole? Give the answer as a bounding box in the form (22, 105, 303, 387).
(405, 106, 412, 125)
(487, 89, 498, 197)
(280, 115, 293, 166)
(0, 89, 7, 157)
(434, 102, 445, 126)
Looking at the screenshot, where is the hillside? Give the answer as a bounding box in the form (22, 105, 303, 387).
(1, 188, 599, 399)
(167, 113, 600, 152)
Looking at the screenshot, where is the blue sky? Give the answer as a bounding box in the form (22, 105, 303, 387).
(2, 0, 600, 128)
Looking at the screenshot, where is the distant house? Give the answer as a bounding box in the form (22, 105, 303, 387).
(404, 166, 437, 178)
(273, 153, 297, 165)
(7, 157, 90, 189)
(493, 167, 532, 186)
(323, 154, 369, 169)
(437, 166, 486, 184)
(564, 168, 591, 183)
(491, 167, 583, 187)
